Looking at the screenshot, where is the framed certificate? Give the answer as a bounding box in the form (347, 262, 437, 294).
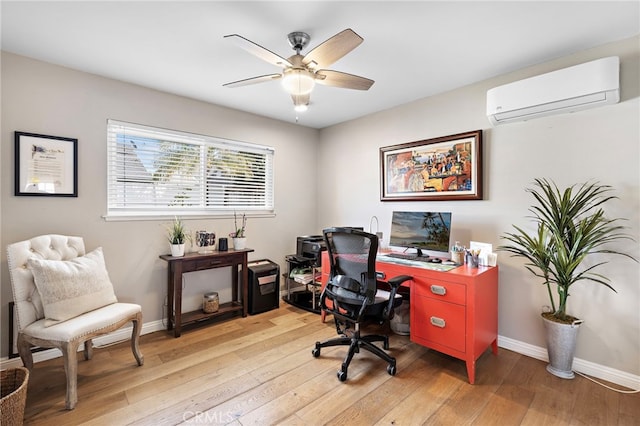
(15, 132, 78, 197)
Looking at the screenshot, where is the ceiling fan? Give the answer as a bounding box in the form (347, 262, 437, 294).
(223, 28, 374, 112)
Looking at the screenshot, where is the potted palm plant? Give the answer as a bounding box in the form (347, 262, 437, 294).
(167, 216, 189, 256)
(499, 178, 636, 379)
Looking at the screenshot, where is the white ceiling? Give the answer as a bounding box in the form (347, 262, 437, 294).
(2, 1, 639, 129)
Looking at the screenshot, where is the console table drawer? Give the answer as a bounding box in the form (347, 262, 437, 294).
(187, 257, 233, 271)
(412, 279, 466, 305)
(411, 296, 466, 353)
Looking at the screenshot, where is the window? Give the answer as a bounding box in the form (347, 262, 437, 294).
(106, 120, 274, 218)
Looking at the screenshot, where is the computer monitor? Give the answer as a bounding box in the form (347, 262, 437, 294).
(389, 211, 452, 257)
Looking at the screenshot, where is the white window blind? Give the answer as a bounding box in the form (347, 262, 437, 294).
(106, 119, 274, 218)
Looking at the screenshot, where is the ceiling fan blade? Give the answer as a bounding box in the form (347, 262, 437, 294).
(223, 74, 282, 88)
(315, 70, 374, 90)
(302, 28, 363, 69)
(224, 34, 293, 68)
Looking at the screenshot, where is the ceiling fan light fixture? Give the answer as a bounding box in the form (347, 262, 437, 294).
(292, 95, 309, 112)
(282, 69, 315, 95)
(294, 102, 308, 112)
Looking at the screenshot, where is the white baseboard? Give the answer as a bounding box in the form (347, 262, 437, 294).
(497, 335, 640, 391)
(2, 328, 638, 391)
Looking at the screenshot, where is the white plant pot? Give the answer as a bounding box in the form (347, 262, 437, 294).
(170, 243, 185, 257)
(542, 314, 583, 379)
(232, 237, 247, 250)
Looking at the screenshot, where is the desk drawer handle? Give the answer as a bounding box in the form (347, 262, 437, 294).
(430, 316, 446, 328)
(430, 285, 446, 296)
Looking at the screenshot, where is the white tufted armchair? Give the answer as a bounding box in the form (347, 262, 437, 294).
(7, 234, 144, 410)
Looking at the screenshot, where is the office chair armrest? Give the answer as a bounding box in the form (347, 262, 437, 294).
(386, 275, 412, 289)
(382, 275, 412, 320)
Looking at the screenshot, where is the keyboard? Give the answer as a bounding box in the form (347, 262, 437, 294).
(386, 253, 431, 262)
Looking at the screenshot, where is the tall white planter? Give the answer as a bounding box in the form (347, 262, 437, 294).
(542, 315, 583, 379)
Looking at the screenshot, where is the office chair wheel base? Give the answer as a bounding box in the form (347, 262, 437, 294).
(387, 364, 397, 376)
(337, 370, 347, 381)
(312, 347, 321, 358)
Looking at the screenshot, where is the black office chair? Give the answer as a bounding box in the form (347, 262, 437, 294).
(312, 227, 412, 381)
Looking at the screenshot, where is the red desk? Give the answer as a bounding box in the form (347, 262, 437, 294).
(160, 249, 254, 337)
(321, 251, 498, 384)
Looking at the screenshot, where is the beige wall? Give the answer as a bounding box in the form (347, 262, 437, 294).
(317, 35, 640, 377)
(2, 35, 639, 380)
(1, 52, 320, 357)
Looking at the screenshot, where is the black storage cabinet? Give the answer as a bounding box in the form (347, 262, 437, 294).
(247, 259, 280, 315)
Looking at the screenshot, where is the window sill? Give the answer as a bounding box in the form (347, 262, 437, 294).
(102, 211, 276, 222)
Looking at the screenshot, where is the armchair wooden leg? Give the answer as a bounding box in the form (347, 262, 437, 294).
(83, 339, 93, 361)
(62, 341, 81, 410)
(131, 313, 144, 366)
(17, 334, 34, 370)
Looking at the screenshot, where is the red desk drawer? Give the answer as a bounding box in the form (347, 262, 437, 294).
(412, 279, 466, 305)
(411, 295, 465, 353)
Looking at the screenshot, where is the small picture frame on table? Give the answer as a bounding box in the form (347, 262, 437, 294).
(14, 131, 78, 197)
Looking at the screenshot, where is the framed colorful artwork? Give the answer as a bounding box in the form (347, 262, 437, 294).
(380, 130, 483, 201)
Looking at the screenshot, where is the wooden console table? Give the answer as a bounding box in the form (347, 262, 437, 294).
(159, 248, 254, 337)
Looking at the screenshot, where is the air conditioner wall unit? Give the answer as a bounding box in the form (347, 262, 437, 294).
(486, 56, 619, 126)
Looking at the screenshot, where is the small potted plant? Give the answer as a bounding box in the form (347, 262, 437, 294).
(499, 178, 636, 378)
(229, 211, 247, 250)
(167, 216, 189, 256)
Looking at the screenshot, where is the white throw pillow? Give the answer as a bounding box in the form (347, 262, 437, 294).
(28, 247, 118, 326)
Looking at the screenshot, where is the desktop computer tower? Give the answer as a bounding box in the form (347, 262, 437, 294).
(247, 259, 280, 315)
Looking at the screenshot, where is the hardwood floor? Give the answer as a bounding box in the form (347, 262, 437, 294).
(22, 304, 639, 425)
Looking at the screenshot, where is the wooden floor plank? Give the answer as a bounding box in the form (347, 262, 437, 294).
(421, 349, 517, 425)
(618, 381, 640, 426)
(295, 338, 425, 424)
(19, 305, 639, 426)
(183, 347, 341, 425)
(374, 366, 463, 425)
(226, 352, 367, 425)
(93, 314, 332, 425)
(570, 370, 620, 425)
(470, 354, 539, 425)
(325, 355, 433, 426)
(518, 359, 575, 426)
